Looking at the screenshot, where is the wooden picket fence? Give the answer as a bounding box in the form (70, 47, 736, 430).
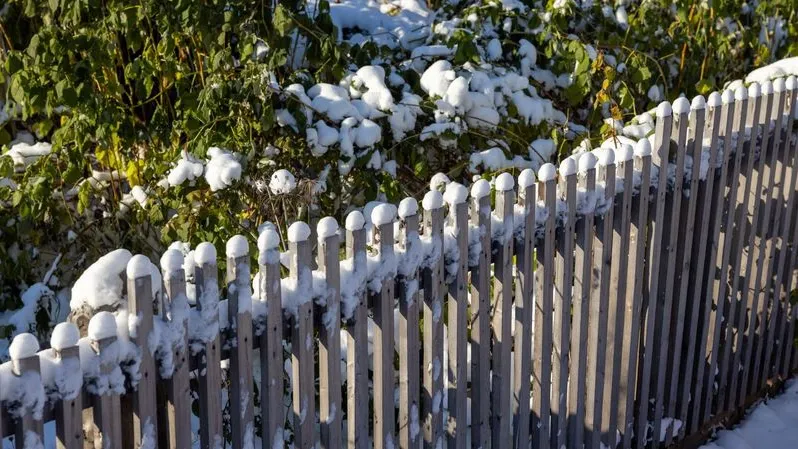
(2, 77, 798, 449)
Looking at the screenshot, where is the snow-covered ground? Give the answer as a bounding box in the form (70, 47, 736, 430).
(699, 378, 798, 449)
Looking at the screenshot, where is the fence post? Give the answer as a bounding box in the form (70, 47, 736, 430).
(8, 334, 44, 447)
(159, 250, 192, 449)
(194, 242, 223, 449)
(289, 222, 316, 449)
(604, 144, 633, 447)
(513, 170, 535, 449)
(470, 181, 492, 449)
(620, 141, 652, 449)
(552, 161, 574, 449)
(257, 226, 285, 449)
(88, 312, 124, 449)
(423, 191, 445, 449)
(372, 205, 396, 449)
(445, 187, 468, 448)
(490, 175, 514, 449)
(226, 236, 255, 449)
(345, 213, 369, 449)
(317, 217, 343, 449)
(50, 323, 84, 449)
(636, 101, 673, 449)
(569, 153, 597, 448)
(127, 255, 159, 448)
(398, 199, 421, 449)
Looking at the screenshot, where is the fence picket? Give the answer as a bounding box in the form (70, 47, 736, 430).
(346, 222, 369, 449)
(195, 251, 223, 449)
(553, 164, 575, 449)
(11, 353, 44, 447)
(318, 220, 343, 449)
(536, 171, 556, 449)
(258, 237, 285, 449)
(513, 174, 535, 449)
(290, 231, 316, 449)
(491, 181, 514, 449)
(423, 198, 445, 449)
(447, 200, 468, 448)
(227, 242, 255, 449)
(398, 208, 421, 449)
(92, 336, 123, 449)
(569, 155, 597, 448)
(470, 191, 492, 449)
(373, 217, 396, 449)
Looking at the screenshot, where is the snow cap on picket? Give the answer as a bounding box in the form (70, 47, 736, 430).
(398, 197, 419, 219)
(317, 217, 339, 240)
(518, 169, 536, 189)
(160, 249, 184, 274)
(226, 235, 249, 258)
(495, 172, 515, 191)
(287, 222, 311, 242)
(443, 182, 468, 205)
(634, 138, 652, 157)
(88, 311, 118, 341)
(559, 157, 577, 177)
(656, 101, 672, 117)
(722, 89, 735, 104)
(786, 76, 797, 90)
(371, 203, 397, 227)
(691, 95, 706, 110)
(748, 82, 761, 98)
(9, 333, 39, 360)
(616, 144, 634, 162)
(194, 242, 217, 266)
(429, 172, 450, 192)
(762, 80, 773, 95)
(257, 224, 280, 251)
(51, 323, 80, 351)
(774, 77, 786, 93)
(672, 97, 690, 114)
(470, 179, 491, 199)
(708, 91, 722, 107)
(126, 254, 152, 279)
(422, 190, 444, 210)
(538, 163, 556, 182)
(345, 211, 366, 231)
(578, 152, 598, 172)
(735, 85, 748, 101)
(598, 148, 615, 166)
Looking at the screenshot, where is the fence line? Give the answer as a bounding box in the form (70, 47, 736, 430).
(2, 76, 798, 449)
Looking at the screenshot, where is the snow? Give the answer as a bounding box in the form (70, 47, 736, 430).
(204, 147, 242, 192)
(88, 311, 118, 341)
(194, 242, 218, 266)
(635, 139, 652, 157)
(420, 60, 456, 98)
(8, 333, 39, 360)
(470, 179, 491, 199)
(708, 91, 723, 107)
(288, 222, 311, 242)
(495, 173, 515, 191)
(346, 210, 366, 231)
(538, 163, 556, 182)
(673, 97, 691, 115)
(269, 169, 297, 195)
(6, 141, 52, 167)
(774, 77, 786, 92)
(398, 197, 419, 218)
(7, 283, 53, 336)
(127, 254, 153, 279)
(616, 144, 634, 162)
(749, 82, 762, 98)
(745, 57, 798, 84)
(559, 157, 577, 177)
(578, 152, 598, 172)
(657, 101, 673, 117)
(762, 80, 774, 95)
(372, 203, 397, 227)
(691, 95, 707, 110)
(442, 182, 468, 205)
(160, 249, 184, 274)
(226, 235, 249, 259)
(317, 217, 339, 239)
(722, 89, 735, 104)
(50, 322, 80, 351)
(70, 249, 137, 310)
(422, 190, 444, 210)
(486, 38, 502, 61)
(735, 86, 749, 101)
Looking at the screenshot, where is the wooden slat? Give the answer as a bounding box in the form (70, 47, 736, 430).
(750, 86, 779, 393)
(92, 336, 124, 449)
(127, 264, 159, 448)
(423, 200, 445, 449)
(318, 222, 343, 449)
(636, 105, 673, 449)
(470, 193, 492, 449)
(535, 173, 556, 449)
(620, 148, 651, 449)
(346, 224, 369, 449)
(513, 176, 535, 449)
(0, 401, 5, 448)
(259, 242, 285, 449)
(490, 185, 514, 449)
(373, 218, 396, 449)
(195, 253, 223, 449)
(160, 257, 192, 449)
(291, 235, 316, 449)
(11, 354, 45, 448)
(684, 96, 723, 434)
(656, 103, 688, 447)
(52, 344, 83, 449)
(399, 209, 422, 449)
(228, 248, 255, 449)
(447, 200, 468, 448)
(604, 149, 633, 448)
(552, 165, 575, 449)
(669, 100, 705, 442)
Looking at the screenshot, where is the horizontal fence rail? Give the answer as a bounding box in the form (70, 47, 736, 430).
(2, 76, 798, 449)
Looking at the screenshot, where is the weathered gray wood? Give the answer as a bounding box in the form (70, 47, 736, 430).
(259, 243, 285, 449)
(684, 96, 723, 435)
(291, 236, 316, 449)
(604, 150, 633, 448)
(655, 103, 688, 447)
(423, 202, 445, 449)
(490, 185, 514, 449)
(10, 354, 45, 448)
(750, 86, 778, 394)
(447, 201, 468, 448)
(127, 266, 159, 449)
(668, 100, 705, 443)
(195, 256, 223, 449)
(621, 150, 651, 449)
(699, 94, 738, 427)
(228, 250, 255, 449)
(346, 225, 369, 449)
(160, 261, 191, 449)
(373, 219, 396, 449)
(569, 158, 597, 448)
(0, 400, 5, 448)
(636, 105, 673, 449)
(51, 345, 84, 449)
(399, 211, 421, 449)
(535, 174, 556, 449)
(318, 224, 343, 449)
(92, 336, 124, 449)
(553, 167, 575, 449)
(513, 178, 535, 449)
(470, 194, 492, 449)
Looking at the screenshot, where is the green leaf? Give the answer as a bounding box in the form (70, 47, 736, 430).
(273, 5, 293, 37)
(695, 79, 713, 95)
(6, 54, 23, 74)
(77, 182, 91, 214)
